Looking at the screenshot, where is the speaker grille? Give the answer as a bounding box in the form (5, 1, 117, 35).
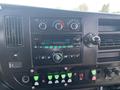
(4, 16, 23, 47)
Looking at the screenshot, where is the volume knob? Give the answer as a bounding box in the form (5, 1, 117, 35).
(53, 53, 63, 63)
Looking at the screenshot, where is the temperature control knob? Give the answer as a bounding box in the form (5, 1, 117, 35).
(53, 53, 63, 63)
(54, 22, 64, 30)
(84, 33, 101, 47)
(38, 22, 47, 30)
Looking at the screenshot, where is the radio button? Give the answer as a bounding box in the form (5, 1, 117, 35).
(61, 73, 66, 79)
(68, 79, 72, 83)
(47, 56, 51, 59)
(79, 73, 84, 80)
(91, 69, 97, 76)
(48, 74, 53, 81)
(61, 79, 66, 83)
(41, 56, 45, 60)
(55, 80, 59, 84)
(64, 55, 68, 58)
(34, 82, 39, 86)
(48, 81, 53, 84)
(54, 74, 60, 80)
(34, 75, 39, 81)
(92, 76, 96, 81)
(67, 72, 72, 78)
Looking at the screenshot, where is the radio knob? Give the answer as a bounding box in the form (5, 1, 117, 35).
(39, 22, 47, 30)
(54, 21, 64, 30)
(84, 33, 101, 47)
(53, 53, 63, 63)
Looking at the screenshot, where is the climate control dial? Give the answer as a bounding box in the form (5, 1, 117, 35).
(68, 20, 80, 31)
(54, 20, 64, 30)
(38, 22, 47, 30)
(70, 22, 79, 30)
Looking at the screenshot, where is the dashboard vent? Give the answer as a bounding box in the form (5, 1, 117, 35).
(99, 34, 120, 50)
(4, 16, 23, 47)
(98, 19, 120, 32)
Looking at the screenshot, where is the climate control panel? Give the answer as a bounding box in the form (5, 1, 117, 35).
(31, 17, 81, 34)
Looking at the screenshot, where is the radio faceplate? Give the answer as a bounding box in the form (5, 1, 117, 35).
(31, 34, 82, 66)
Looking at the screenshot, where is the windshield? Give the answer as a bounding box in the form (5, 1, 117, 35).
(0, 0, 120, 14)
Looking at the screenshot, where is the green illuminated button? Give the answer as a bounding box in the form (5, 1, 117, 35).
(54, 74, 59, 79)
(50, 46, 53, 49)
(67, 72, 72, 78)
(58, 46, 61, 49)
(54, 46, 57, 49)
(62, 46, 66, 48)
(48, 74, 53, 80)
(34, 75, 39, 81)
(68, 45, 73, 48)
(61, 73, 66, 79)
(44, 46, 49, 48)
(91, 69, 96, 76)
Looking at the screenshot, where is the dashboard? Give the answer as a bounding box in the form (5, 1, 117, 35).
(0, 4, 120, 90)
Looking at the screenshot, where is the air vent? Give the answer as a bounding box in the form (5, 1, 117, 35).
(4, 16, 23, 47)
(98, 19, 120, 32)
(97, 52, 120, 63)
(99, 34, 120, 50)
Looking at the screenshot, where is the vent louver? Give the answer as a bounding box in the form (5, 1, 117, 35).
(4, 16, 23, 47)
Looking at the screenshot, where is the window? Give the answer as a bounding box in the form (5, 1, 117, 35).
(0, 0, 120, 13)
